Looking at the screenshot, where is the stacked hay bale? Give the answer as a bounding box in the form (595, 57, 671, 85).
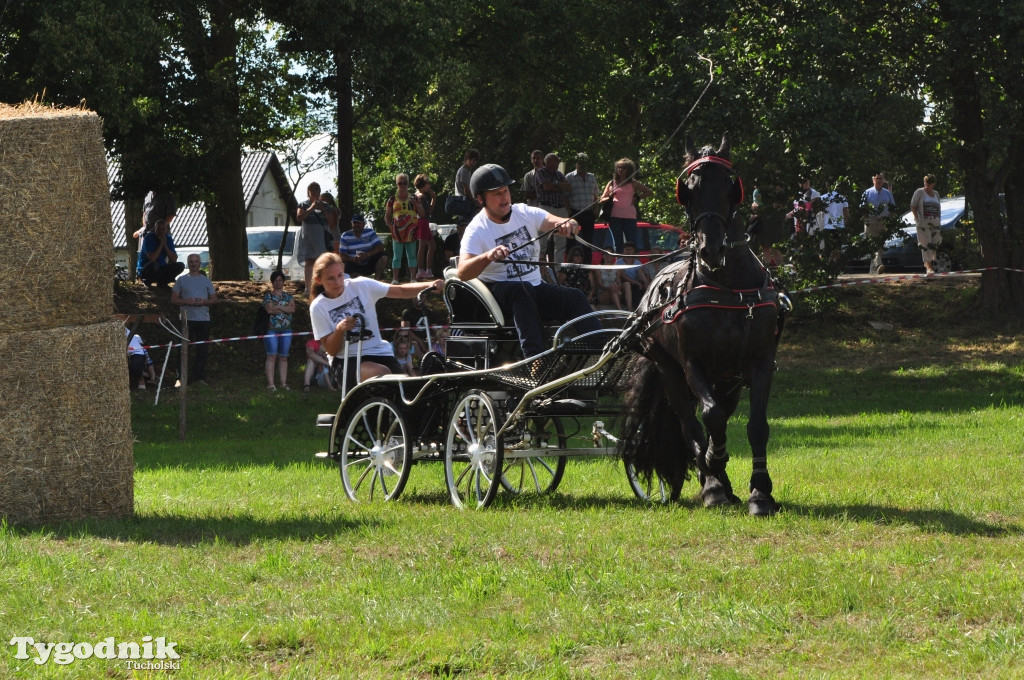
(0, 102, 134, 524)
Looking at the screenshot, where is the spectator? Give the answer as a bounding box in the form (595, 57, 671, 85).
(170, 253, 218, 386)
(319, 191, 342, 253)
(787, 176, 820, 235)
(445, 148, 480, 220)
(385, 173, 425, 283)
(750, 181, 788, 267)
(393, 337, 418, 376)
(309, 253, 441, 390)
(642, 245, 670, 283)
(339, 214, 386, 279)
(616, 242, 646, 308)
(126, 328, 148, 391)
(262, 270, 296, 391)
(557, 246, 593, 302)
(431, 327, 448, 356)
(413, 174, 438, 280)
(566, 152, 600, 262)
(599, 158, 653, 252)
(861, 172, 896, 274)
(296, 182, 332, 295)
(592, 251, 625, 310)
(137, 219, 185, 288)
(534, 153, 572, 268)
(817, 186, 850, 258)
(521, 149, 544, 206)
(392, 327, 427, 364)
(303, 338, 336, 392)
(133, 189, 177, 239)
(443, 220, 467, 264)
(400, 296, 443, 354)
(457, 164, 600, 358)
(910, 174, 942, 274)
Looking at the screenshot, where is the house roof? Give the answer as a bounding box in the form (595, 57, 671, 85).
(110, 150, 297, 248)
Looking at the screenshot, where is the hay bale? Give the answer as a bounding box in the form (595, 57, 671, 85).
(0, 102, 114, 333)
(0, 320, 134, 524)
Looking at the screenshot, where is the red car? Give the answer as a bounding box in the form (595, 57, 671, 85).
(585, 222, 688, 264)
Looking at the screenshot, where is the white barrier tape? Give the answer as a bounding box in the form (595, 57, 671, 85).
(140, 325, 449, 350)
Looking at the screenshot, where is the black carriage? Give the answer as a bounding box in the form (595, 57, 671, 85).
(313, 269, 666, 509)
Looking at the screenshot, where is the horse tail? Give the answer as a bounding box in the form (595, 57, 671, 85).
(617, 354, 695, 495)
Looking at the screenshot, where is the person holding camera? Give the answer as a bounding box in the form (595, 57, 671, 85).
(296, 181, 332, 296)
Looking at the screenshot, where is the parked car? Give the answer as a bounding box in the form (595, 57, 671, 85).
(878, 196, 968, 271)
(247, 226, 304, 281)
(588, 222, 687, 264)
(174, 247, 211, 275)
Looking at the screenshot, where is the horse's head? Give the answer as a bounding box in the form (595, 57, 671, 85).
(676, 132, 745, 270)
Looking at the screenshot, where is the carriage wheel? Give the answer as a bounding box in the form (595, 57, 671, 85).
(444, 390, 503, 509)
(338, 398, 411, 502)
(625, 461, 669, 504)
(500, 416, 567, 496)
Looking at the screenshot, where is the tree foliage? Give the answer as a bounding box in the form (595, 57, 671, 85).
(1, 0, 1021, 310)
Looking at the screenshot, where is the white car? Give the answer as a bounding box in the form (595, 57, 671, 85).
(247, 226, 305, 281)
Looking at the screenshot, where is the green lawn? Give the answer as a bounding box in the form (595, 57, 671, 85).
(3, 285, 1024, 679)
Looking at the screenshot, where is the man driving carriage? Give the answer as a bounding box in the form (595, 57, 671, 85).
(456, 163, 602, 357)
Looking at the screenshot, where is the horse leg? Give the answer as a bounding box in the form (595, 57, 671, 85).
(653, 362, 704, 502)
(746, 360, 779, 517)
(685, 362, 741, 508)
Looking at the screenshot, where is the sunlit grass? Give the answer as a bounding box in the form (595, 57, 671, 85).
(2, 333, 1024, 677)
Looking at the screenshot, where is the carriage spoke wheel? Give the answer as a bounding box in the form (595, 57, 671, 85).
(500, 416, 567, 496)
(339, 398, 411, 502)
(625, 461, 669, 504)
(444, 390, 503, 509)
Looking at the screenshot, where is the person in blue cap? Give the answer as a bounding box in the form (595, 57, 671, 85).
(338, 213, 386, 279)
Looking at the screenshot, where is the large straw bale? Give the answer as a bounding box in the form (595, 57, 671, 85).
(0, 320, 134, 524)
(0, 102, 114, 333)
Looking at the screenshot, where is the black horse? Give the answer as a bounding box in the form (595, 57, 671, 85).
(618, 133, 787, 516)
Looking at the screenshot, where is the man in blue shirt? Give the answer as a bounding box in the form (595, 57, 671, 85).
(338, 214, 386, 279)
(137, 219, 185, 288)
(861, 173, 896, 274)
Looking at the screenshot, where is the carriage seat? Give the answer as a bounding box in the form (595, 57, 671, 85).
(443, 266, 506, 327)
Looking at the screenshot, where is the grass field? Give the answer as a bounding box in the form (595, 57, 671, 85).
(3, 280, 1024, 678)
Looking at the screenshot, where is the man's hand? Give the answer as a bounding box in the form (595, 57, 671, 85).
(488, 245, 510, 262)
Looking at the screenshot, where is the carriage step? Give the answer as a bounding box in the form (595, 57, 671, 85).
(316, 413, 335, 428)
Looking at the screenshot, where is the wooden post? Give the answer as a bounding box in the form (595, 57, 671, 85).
(179, 311, 188, 441)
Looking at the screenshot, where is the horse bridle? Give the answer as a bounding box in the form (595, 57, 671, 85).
(680, 156, 748, 263)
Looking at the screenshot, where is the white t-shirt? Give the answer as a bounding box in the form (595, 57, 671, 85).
(819, 191, 848, 230)
(309, 278, 393, 360)
(462, 204, 548, 285)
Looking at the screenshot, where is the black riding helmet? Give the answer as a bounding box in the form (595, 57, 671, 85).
(470, 164, 516, 199)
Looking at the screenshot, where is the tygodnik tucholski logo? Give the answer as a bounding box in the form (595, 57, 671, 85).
(9, 635, 181, 669)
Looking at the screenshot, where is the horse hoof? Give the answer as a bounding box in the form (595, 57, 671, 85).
(748, 491, 779, 517)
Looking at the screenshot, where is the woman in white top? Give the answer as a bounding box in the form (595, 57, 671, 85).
(909, 174, 942, 274)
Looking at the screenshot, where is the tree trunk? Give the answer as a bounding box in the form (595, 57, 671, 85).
(198, 4, 247, 281)
(124, 195, 143, 280)
(334, 42, 354, 223)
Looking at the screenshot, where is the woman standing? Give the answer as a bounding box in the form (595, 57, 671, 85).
(599, 158, 654, 252)
(263, 270, 296, 391)
(296, 182, 331, 295)
(385, 173, 425, 283)
(413, 174, 437, 280)
(910, 174, 942, 274)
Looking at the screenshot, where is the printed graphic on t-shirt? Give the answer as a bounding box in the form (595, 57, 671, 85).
(327, 297, 373, 339)
(495, 224, 537, 279)
(923, 202, 940, 220)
